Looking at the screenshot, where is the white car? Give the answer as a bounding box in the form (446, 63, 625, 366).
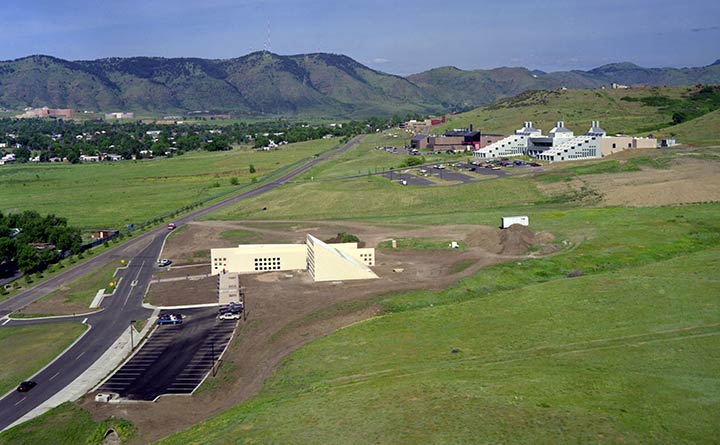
(218, 312, 241, 320)
(157, 259, 172, 267)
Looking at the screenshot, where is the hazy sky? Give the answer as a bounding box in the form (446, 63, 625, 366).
(1, 0, 718, 75)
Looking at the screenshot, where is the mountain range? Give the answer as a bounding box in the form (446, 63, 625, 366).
(0, 52, 718, 118)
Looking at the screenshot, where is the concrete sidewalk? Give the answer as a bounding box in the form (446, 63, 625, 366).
(4, 310, 158, 431)
(153, 274, 209, 284)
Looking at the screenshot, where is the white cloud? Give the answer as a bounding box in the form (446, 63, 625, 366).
(372, 58, 389, 64)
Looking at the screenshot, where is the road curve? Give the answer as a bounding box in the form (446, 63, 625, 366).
(0, 135, 365, 431)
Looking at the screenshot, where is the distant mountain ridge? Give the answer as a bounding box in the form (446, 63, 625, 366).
(0, 52, 718, 118)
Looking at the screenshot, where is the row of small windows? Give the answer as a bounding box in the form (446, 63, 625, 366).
(254, 257, 280, 263)
(255, 265, 280, 271)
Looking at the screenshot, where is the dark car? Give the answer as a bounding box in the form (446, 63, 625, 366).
(530, 162, 542, 167)
(17, 381, 37, 392)
(218, 302, 244, 315)
(157, 314, 183, 325)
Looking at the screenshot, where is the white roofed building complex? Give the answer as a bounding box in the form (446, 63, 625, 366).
(473, 120, 656, 162)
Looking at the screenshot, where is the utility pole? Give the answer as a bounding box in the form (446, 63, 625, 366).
(130, 320, 136, 350)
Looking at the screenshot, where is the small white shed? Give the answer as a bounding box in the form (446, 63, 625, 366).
(501, 216, 529, 229)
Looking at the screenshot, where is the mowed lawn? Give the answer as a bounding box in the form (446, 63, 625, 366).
(159, 242, 720, 444)
(0, 323, 87, 396)
(0, 138, 338, 228)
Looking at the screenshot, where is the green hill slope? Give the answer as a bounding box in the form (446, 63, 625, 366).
(157, 204, 720, 444)
(657, 109, 720, 146)
(430, 85, 720, 142)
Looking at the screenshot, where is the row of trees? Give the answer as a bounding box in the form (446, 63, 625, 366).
(0, 112, 426, 161)
(0, 210, 82, 274)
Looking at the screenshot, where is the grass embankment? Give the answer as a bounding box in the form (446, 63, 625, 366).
(0, 323, 87, 395)
(13, 260, 123, 317)
(159, 203, 720, 444)
(0, 402, 135, 445)
(0, 138, 338, 228)
(431, 85, 719, 141)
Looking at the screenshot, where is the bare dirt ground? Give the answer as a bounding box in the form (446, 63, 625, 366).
(82, 220, 557, 444)
(540, 157, 720, 207)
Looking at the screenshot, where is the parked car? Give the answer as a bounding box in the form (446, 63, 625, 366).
(219, 302, 244, 315)
(530, 162, 542, 167)
(157, 259, 172, 267)
(157, 314, 183, 325)
(218, 312, 241, 320)
(17, 381, 37, 392)
(468, 167, 476, 171)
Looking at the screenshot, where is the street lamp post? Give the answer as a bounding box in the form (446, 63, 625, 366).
(130, 320, 136, 350)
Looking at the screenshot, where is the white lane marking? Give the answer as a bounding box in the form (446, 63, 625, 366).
(75, 351, 86, 360)
(49, 372, 60, 381)
(123, 260, 146, 307)
(14, 398, 25, 406)
(82, 317, 87, 324)
(2, 318, 10, 326)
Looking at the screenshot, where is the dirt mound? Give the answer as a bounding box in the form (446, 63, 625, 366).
(324, 233, 366, 248)
(465, 226, 502, 253)
(500, 224, 537, 255)
(534, 231, 556, 244)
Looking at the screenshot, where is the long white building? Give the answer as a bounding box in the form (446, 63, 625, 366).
(211, 234, 377, 282)
(474, 121, 656, 162)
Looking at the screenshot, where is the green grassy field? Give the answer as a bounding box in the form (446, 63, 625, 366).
(431, 86, 699, 137)
(377, 238, 466, 250)
(13, 260, 123, 316)
(208, 174, 545, 222)
(159, 204, 720, 444)
(0, 402, 135, 445)
(0, 323, 87, 395)
(0, 138, 338, 228)
(295, 131, 465, 180)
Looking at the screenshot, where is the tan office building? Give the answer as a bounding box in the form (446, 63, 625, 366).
(210, 234, 377, 282)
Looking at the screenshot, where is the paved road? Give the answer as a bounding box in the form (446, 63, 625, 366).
(0, 135, 365, 431)
(100, 308, 236, 400)
(381, 171, 434, 186)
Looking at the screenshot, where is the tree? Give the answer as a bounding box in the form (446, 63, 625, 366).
(249, 164, 256, 173)
(16, 243, 40, 274)
(0, 237, 15, 264)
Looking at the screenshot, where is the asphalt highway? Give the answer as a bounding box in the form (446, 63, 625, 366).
(0, 135, 365, 431)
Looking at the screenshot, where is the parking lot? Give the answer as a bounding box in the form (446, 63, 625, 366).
(99, 307, 237, 400)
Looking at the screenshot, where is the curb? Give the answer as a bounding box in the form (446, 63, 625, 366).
(7, 309, 103, 321)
